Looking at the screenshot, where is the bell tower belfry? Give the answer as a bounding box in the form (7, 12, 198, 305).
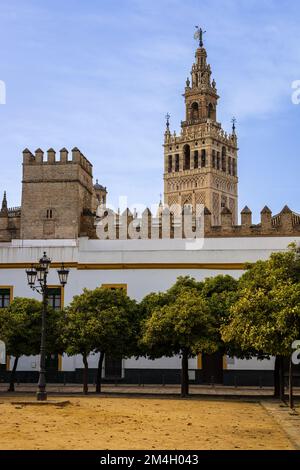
(163, 28, 238, 225)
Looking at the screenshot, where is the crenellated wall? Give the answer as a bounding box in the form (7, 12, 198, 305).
(93, 205, 300, 240)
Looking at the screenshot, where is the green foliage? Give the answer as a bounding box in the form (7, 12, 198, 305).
(199, 275, 241, 356)
(0, 297, 60, 357)
(221, 246, 300, 357)
(61, 287, 140, 358)
(141, 282, 216, 359)
(141, 275, 239, 359)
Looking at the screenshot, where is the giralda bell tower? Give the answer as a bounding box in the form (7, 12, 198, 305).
(163, 28, 238, 225)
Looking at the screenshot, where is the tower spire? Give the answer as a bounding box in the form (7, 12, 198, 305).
(0, 191, 8, 216)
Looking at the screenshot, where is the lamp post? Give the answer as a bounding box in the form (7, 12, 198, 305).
(26, 252, 69, 401)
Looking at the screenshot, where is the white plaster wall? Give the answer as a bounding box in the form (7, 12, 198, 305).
(227, 357, 275, 371)
(1, 236, 298, 373)
(124, 356, 197, 370)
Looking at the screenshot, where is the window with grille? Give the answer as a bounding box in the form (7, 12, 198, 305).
(0, 288, 11, 308)
(46, 209, 53, 219)
(47, 287, 62, 310)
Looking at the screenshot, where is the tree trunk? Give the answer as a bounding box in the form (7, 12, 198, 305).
(181, 349, 189, 398)
(96, 351, 105, 394)
(274, 356, 280, 398)
(279, 356, 285, 401)
(82, 354, 89, 395)
(8, 356, 19, 392)
(289, 358, 294, 410)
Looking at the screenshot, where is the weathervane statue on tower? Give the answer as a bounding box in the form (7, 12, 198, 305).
(165, 113, 170, 130)
(194, 26, 206, 47)
(232, 117, 237, 134)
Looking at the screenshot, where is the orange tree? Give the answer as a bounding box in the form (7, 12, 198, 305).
(0, 297, 61, 392)
(140, 278, 216, 397)
(61, 287, 139, 394)
(221, 246, 300, 398)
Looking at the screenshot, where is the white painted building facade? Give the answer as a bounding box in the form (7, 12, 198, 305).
(1, 235, 299, 385)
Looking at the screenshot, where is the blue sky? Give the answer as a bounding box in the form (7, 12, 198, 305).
(0, 0, 299, 221)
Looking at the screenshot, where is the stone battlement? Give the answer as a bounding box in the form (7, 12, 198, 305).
(22, 147, 93, 176)
(95, 205, 300, 240)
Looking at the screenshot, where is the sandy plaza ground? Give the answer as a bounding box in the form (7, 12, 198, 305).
(0, 396, 297, 450)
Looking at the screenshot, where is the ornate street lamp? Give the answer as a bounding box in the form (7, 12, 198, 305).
(57, 264, 70, 287)
(25, 252, 69, 401)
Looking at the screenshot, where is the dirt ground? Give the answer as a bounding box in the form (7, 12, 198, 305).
(0, 397, 294, 450)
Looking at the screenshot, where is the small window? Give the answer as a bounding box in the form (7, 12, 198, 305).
(48, 287, 62, 310)
(46, 209, 53, 219)
(0, 288, 11, 308)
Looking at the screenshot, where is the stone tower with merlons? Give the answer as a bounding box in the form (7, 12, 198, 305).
(163, 28, 238, 225)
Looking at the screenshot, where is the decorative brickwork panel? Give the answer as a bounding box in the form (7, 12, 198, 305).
(229, 198, 235, 220)
(213, 192, 220, 225)
(195, 192, 205, 205)
(167, 195, 179, 207)
(182, 193, 192, 206)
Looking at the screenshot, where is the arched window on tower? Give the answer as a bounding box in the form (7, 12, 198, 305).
(201, 149, 206, 168)
(222, 147, 226, 172)
(168, 155, 172, 173)
(194, 151, 199, 169)
(228, 156, 232, 175)
(183, 145, 191, 170)
(212, 150, 216, 168)
(232, 159, 237, 177)
(208, 103, 214, 119)
(175, 154, 180, 172)
(191, 102, 199, 121)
